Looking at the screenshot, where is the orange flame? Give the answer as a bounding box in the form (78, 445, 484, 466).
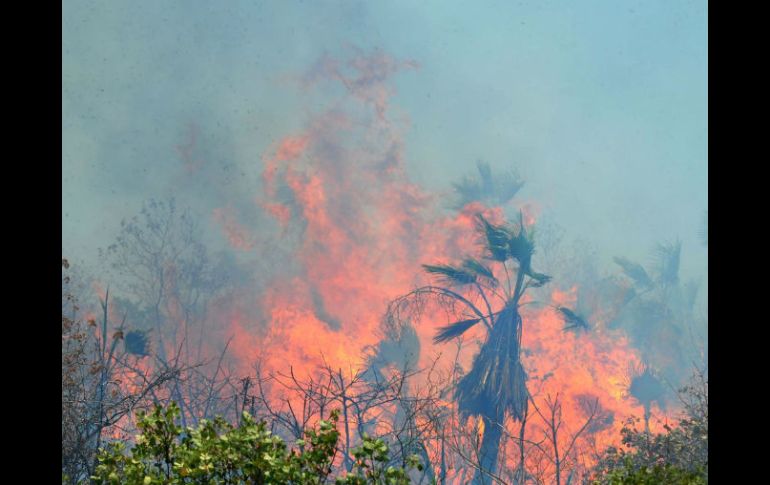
(97, 51, 679, 479)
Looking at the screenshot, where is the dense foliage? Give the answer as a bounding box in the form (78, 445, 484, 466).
(91, 403, 422, 485)
(593, 462, 705, 485)
(591, 370, 708, 484)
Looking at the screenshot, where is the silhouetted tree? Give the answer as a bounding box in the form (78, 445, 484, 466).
(388, 212, 581, 483)
(610, 241, 704, 390)
(101, 197, 238, 425)
(592, 367, 708, 483)
(62, 260, 186, 484)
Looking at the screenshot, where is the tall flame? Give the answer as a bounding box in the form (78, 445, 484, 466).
(90, 50, 676, 480)
(209, 50, 671, 473)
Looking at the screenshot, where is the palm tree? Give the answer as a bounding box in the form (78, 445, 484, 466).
(452, 161, 525, 210)
(610, 240, 702, 390)
(627, 362, 666, 434)
(389, 211, 553, 482)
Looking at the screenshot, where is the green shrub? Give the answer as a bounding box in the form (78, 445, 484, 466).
(591, 370, 707, 484)
(594, 458, 706, 485)
(91, 402, 421, 484)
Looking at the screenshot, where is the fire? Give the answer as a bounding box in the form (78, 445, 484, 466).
(90, 49, 679, 479)
(520, 297, 654, 453)
(209, 50, 667, 476)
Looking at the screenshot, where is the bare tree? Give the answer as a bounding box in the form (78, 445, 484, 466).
(62, 261, 191, 484)
(527, 392, 600, 485)
(242, 354, 451, 483)
(100, 197, 240, 426)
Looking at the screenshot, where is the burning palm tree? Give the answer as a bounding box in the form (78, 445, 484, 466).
(627, 362, 666, 433)
(389, 211, 570, 482)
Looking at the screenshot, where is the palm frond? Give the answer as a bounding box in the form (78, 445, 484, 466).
(526, 271, 552, 288)
(507, 231, 534, 268)
(475, 214, 513, 262)
(422, 264, 477, 286)
(504, 210, 535, 270)
(452, 178, 483, 208)
(477, 161, 494, 196)
(462, 258, 498, 287)
(556, 306, 590, 331)
(653, 240, 681, 286)
(452, 161, 524, 209)
(613, 257, 654, 289)
(433, 318, 482, 344)
(494, 169, 525, 204)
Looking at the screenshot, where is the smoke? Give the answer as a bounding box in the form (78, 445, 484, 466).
(63, 0, 706, 477)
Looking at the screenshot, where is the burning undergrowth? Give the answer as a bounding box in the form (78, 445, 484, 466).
(80, 49, 701, 482)
(213, 50, 671, 476)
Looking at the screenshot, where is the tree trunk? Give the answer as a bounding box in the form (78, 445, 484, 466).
(473, 413, 504, 484)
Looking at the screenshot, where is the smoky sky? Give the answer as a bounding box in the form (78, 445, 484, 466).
(63, 1, 707, 300)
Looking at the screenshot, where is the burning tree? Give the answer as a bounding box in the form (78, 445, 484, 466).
(592, 366, 708, 483)
(626, 362, 666, 433)
(388, 211, 566, 482)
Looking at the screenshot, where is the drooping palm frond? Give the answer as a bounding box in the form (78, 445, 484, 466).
(475, 214, 513, 262)
(508, 210, 535, 270)
(455, 305, 528, 422)
(613, 257, 654, 289)
(433, 318, 483, 344)
(653, 240, 681, 286)
(508, 230, 534, 269)
(461, 258, 498, 287)
(475, 212, 535, 269)
(556, 306, 590, 331)
(422, 264, 477, 286)
(526, 271, 552, 288)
